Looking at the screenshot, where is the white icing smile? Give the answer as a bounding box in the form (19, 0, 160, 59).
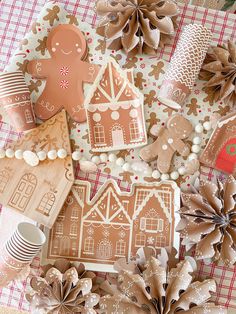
(61, 49, 72, 55)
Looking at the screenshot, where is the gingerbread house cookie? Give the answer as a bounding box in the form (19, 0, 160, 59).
(85, 58, 147, 152)
(200, 112, 236, 176)
(42, 179, 180, 272)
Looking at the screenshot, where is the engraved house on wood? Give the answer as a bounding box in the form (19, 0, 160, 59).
(85, 59, 147, 152)
(48, 180, 178, 268)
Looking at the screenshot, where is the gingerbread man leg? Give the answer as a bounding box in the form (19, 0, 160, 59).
(65, 99, 87, 123)
(157, 146, 174, 173)
(34, 92, 63, 120)
(139, 140, 160, 162)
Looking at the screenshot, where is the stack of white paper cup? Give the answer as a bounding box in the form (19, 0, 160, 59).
(0, 222, 46, 287)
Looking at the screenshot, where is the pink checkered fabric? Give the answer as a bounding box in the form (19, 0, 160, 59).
(0, 0, 236, 312)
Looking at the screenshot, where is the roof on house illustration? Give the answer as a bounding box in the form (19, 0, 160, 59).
(84, 57, 143, 108)
(218, 112, 236, 128)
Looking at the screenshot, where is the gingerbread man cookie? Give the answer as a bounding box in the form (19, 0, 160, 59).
(28, 24, 100, 122)
(140, 115, 193, 173)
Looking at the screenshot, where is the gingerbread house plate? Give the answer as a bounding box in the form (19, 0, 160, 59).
(200, 112, 236, 176)
(85, 58, 147, 152)
(42, 179, 180, 272)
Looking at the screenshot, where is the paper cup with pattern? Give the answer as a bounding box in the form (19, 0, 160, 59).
(0, 223, 45, 287)
(0, 71, 36, 132)
(158, 24, 212, 109)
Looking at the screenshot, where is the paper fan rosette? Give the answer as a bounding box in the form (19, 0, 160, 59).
(96, 0, 179, 56)
(99, 248, 226, 313)
(26, 259, 100, 313)
(178, 176, 236, 266)
(200, 40, 236, 105)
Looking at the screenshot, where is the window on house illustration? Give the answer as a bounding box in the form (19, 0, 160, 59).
(25, 109, 33, 123)
(55, 222, 63, 234)
(58, 208, 65, 219)
(135, 190, 149, 211)
(140, 217, 164, 233)
(0, 170, 10, 193)
(115, 240, 126, 256)
(77, 187, 85, 203)
(129, 119, 140, 141)
(53, 239, 59, 249)
(70, 223, 78, 236)
(72, 241, 77, 256)
(37, 192, 55, 216)
(156, 236, 166, 248)
(84, 237, 94, 254)
(135, 233, 146, 247)
(94, 124, 105, 145)
(71, 207, 79, 219)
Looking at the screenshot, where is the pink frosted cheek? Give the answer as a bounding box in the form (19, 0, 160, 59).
(77, 48, 82, 53)
(52, 47, 56, 52)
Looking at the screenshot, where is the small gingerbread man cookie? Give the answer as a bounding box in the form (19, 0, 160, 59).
(28, 24, 100, 122)
(140, 114, 193, 173)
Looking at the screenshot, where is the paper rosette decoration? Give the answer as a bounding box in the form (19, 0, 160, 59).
(178, 176, 236, 266)
(99, 249, 226, 313)
(96, 0, 179, 56)
(158, 24, 212, 109)
(26, 259, 100, 313)
(200, 40, 236, 105)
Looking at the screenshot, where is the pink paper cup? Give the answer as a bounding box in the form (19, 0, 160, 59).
(0, 247, 29, 287)
(0, 71, 36, 132)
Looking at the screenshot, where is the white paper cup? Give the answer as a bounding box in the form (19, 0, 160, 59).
(16, 222, 46, 247)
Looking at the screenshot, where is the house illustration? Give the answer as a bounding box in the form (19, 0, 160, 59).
(200, 112, 236, 176)
(46, 179, 180, 272)
(85, 58, 147, 152)
(0, 111, 74, 228)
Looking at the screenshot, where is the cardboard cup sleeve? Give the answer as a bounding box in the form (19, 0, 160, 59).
(158, 24, 212, 109)
(0, 71, 36, 132)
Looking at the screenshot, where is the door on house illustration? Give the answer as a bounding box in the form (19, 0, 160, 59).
(60, 236, 70, 256)
(111, 125, 124, 147)
(8, 173, 37, 212)
(97, 239, 113, 259)
(215, 138, 236, 174)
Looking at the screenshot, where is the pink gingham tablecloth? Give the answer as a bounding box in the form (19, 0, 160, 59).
(0, 0, 236, 312)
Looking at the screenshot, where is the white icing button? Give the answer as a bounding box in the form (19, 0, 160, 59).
(122, 162, 131, 171)
(80, 160, 97, 173)
(116, 157, 125, 166)
(37, 151, 47, 161)
(193, 136, 202, 145)
(100, 153, 108, 163)
(108, 153, 117, 163)
(72, 151, 81, 161)
(178, 166, 186, 175)
(91, 156, 100, 164)
(152, 170, 160, 179)
(195, 123, 203, 134)
(57, 148, 67, 159)
(203, 121, 212, 131)
(0, 148, 6, 159)
(23, 151, 39, 167)
(5, 148, 14, 158)
(47, 150, 57, 160)
(188, 153, 198, 161)
(191, 144, 201, 154)
(15, 149, 23, 160)
(168, 138, 173, 144)
(170, 171, 179, 180)
(161, 173, 169, 181)
(162, 145, 168, 150)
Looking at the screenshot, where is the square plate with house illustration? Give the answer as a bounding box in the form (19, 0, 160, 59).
(42, 179, 180, 272)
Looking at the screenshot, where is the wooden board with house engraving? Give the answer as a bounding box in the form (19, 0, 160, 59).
(0, 110, 74, 228)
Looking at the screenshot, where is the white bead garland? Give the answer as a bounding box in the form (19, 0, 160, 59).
(0, 148, 5, 159)
(72, 151, 81, 161)
(152, 170, 160, 179)
(195, 123, 204, 134)
(193, 136, 201, 145)
(188, 153, 198, 161)
(57, 148, 67, 159)
(161, 173, 170, 180)
(37, 151, 47, 161)
(100, 153, 108, 163)
(116, 157, 125, 166)
(108, 153, 117, 162)
(15, 149, 23, 160)
(122, 162, 131, 171)
(191, 144, 201, 153)
(47, 150, 57, 160)
(6, 148, 14, 158)
(203, 121, 212, 131)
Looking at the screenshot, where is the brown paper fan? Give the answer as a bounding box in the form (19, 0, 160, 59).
(200, 40, 236, 105)
(178, 175, 236, 266)
(26, 259, 100, 313)
(99, 248, 226, 313)
(96, 0, 179, 56)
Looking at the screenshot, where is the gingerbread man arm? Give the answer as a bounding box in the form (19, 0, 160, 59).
(81, 62, 100, 83)
(170, 137, 190, 156)
(27, 59, 52, 79)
